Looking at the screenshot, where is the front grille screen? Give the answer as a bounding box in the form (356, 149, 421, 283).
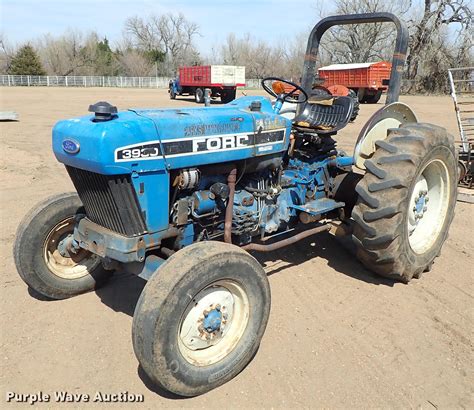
(66, 166, 147, 237)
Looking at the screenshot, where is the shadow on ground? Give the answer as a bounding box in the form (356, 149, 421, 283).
(94, 232, 394, 320)
(251, 232, 395, 286)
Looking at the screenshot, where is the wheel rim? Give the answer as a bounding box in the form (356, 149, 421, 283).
(43, 216, 100, 279)
(407, 159, 450, 254)
(178, 279, 250, 366)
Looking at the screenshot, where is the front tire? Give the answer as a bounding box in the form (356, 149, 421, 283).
(195, 88, 204, 103)
(14, 192, 111, 299)
(132, 241, 271, 397)
(352, 123, 457, 282)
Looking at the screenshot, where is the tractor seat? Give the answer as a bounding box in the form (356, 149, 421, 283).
(293, 96, 354, 134)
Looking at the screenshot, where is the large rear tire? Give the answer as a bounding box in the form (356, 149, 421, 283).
(14, 192, 111, 299)
(132, 241, 271, 396)
(352, 123, 457, 282)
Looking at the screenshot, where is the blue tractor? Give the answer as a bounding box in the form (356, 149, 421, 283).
(14, 14, 457, 396)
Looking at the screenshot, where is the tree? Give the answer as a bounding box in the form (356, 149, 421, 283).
(405, 0, 472, 91)
(116, 48, 154, 76)
(0, 34, 14, 74)
(7, 44, 46, 75)
(319, 0, 410, 64)
(94, 37, 119, 76)
(39, 31, 98, 76)
(124, 13, 201, 75)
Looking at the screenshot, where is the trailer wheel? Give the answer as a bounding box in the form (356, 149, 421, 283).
(352, 123, 457, 282)
(348, 89, 360, 121)
(195, 88, 204, 103)
(221, 89, 236, 103)
(14, 192, 111, 299)
(132, 241, 271, 397)
(363, 90, 383, 104)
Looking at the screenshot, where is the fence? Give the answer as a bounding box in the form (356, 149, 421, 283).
(0, 75, 263, 89)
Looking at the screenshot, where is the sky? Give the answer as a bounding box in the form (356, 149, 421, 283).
(0, 0, 331, 55)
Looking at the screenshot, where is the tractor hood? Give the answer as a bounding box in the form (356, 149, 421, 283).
(52, 96, 291, 175)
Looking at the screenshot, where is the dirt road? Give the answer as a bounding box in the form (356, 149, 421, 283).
(1, 88, 473, 408)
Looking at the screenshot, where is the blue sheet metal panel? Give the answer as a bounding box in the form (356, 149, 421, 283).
(52, 96, 291, 175)
(130, 171, 170, 232)
(52, 111, 162, 174)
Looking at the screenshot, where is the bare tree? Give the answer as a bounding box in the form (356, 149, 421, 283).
(124, 13, 200, 75)
(319, 0, 410, 64)
(38, 31, 98, 75)
(220, 33, 296, 79)
(116, 49, 153, 76)
(405, 0, 472, 91)
(0, 34, 15, 73)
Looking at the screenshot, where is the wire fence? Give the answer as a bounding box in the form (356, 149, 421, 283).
(0, 75, 263, 89)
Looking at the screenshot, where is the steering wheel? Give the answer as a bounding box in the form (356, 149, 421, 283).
(261, 77, 308, 104)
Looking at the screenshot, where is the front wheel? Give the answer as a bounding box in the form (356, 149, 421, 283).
(14, 192, 111, 299)
(195, 88, 204, 103)
(132, 241, 271, 396)
(169, 87, 176, 100)
(352, 123, 457, 282)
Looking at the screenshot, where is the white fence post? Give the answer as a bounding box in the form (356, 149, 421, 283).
(27, 75, 30, 86)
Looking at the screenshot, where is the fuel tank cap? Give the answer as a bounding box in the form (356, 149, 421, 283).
(88, 101, 117, 122)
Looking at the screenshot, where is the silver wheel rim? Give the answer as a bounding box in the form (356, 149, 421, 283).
(43, 216, 100, 279)
(407, 159, 450, 254)
(178, 280, 250, 366)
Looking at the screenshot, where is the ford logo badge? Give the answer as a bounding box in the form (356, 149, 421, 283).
(62, 139, 80, 154)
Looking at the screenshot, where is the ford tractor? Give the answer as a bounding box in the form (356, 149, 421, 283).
(14, 13, 458, 396)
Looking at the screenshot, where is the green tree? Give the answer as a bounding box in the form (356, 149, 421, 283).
(8, 44, 46, 75)
(94, 37, 118, 76)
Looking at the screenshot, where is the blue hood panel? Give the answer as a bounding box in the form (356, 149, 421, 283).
(53, 96, 291, 175)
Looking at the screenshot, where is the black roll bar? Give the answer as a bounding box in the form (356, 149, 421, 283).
(298, 12, 409, 111)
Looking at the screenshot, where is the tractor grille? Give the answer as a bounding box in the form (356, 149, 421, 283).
(66, 166, 147, 237)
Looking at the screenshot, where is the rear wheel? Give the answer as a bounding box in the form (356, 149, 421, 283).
(132, 241, 271, 396)
(363, 90, 383, 104)
(348, 89, 360, 121)
(221, 89, 236, 103)
(14, 192, 111, 299)
(195, 88, 204, 103)
(352, 123, 457, 282)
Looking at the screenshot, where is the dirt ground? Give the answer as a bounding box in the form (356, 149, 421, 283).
(1, 87, 473, 408)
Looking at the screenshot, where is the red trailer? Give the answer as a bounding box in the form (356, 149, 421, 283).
(318, 61, 391, 103)
(169, 65, 246, 103)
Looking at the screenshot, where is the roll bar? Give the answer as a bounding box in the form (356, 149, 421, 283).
(298, 12, 409, 110)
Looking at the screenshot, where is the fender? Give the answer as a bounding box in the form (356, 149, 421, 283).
(353, 102, 418, 170)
